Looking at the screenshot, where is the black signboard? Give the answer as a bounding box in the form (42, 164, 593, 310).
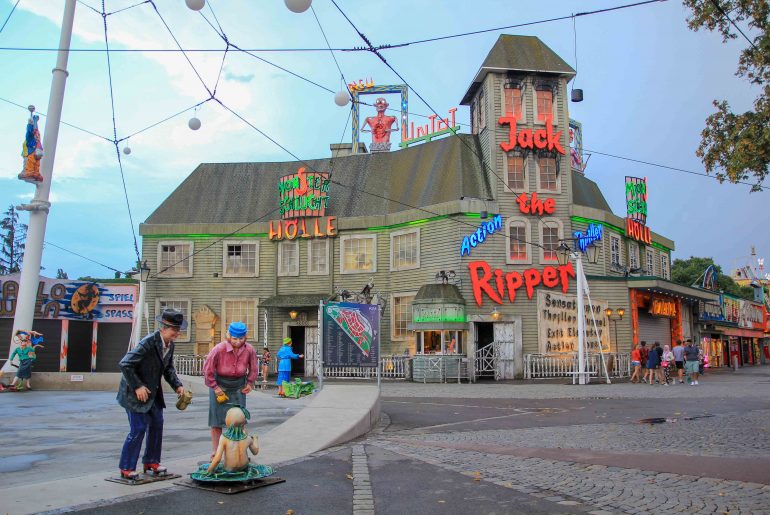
(322, 302, 379, 367)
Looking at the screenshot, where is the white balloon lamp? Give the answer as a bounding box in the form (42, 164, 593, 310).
(188, 117, 202, 130)
(122, 146, 132, 155)
(185, 0, 205, 11)
(334, 90, 350, 106)
(285, 0, 312, 13)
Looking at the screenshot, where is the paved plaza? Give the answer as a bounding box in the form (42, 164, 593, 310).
(1, 367, 770, 514)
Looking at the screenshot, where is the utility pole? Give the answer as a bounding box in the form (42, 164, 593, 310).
(2, 0, 76, 374)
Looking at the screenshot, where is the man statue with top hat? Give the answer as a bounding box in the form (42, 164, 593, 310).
(202, 321, 258, 456)
(116, 308, 186, 480)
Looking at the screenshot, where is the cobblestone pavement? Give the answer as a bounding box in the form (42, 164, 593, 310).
(400, 409, 770, 459)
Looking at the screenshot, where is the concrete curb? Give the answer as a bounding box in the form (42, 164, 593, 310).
(0, 384, 380, 515)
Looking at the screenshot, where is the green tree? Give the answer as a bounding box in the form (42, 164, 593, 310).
(683, 0, 770, 191)
(56, 268, 68, 279)
(0, 205, 27, 274)
(671, 256, 755, 298)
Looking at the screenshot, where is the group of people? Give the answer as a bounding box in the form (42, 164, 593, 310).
(630, 338, 704, 386)
(116, 308, 303, 480)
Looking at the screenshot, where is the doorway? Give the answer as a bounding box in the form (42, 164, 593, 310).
(289, 325, 306, 375)
(68, 321, 93, 372)
(474, 322, 495, 380)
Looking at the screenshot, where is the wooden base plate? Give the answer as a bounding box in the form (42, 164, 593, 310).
(176, 476, 285, 494)
(105, 473, 181, 485)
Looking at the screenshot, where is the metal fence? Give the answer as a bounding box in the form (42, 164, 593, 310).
(174, 354, 411, 380)
(524, 353, 631, 379)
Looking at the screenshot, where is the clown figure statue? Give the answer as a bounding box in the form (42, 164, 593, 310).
(19, 106, 44, 183)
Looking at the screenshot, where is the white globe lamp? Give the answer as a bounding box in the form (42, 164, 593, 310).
(188, 117, 202, 130)
(285, 0, 312, 13)
(334, 90, 350, 106)
(122, 146, 132, 155)
(185, 0, 205, 11)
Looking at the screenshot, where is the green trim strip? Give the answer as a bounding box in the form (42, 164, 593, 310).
(143, 233, 266, 239)
(366, 213, 481, 231)
(570, 216, 671, 252)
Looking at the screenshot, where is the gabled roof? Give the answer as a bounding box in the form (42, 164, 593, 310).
(461, 35, 576, 105)
(143, 134, 492, 225)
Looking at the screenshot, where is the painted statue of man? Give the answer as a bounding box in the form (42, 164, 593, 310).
(362, 97, 398, 152)
(19, 106, 44, 183)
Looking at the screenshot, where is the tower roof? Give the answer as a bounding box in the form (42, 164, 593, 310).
(461, 35, 576, 105)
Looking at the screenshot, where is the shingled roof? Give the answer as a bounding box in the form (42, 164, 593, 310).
(461, 35, 576, 105)
(144, 134, 491, 225)
(571, 171, 613, 212)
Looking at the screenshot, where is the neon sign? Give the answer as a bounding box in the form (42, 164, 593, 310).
(400, 108, 459, 148)
(573, 224, 603, 252)
(625, 176, 651, 244)
(460, 215, 502, 257)
(498, 114, 565, 154)
(516, 192, 555, 216)
(279, 167, 330, 219)
(269, 217, 337, 241)
(649, 296, 676, 318)
(626, 218, 651, 244)
(468, 260, 576, 306)
(348, 78, 375, 92)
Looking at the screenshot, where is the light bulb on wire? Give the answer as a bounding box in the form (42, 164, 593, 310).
(188, 117, 201, 131)
(185, 0, 205, 11)
(334, 90, 350, 106)
(285, 0, 312, 13)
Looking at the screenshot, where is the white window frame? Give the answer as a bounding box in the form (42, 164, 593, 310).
(478, 86, 486, 130)
(391, 292, 417, 341)
(628, 242, 640, 271)
(307, 238, 330, 276)
(535, 155, 560, 194)
(222, 239, 259, 278)
(609, 234, 621, 267)
(660, 253, 670, 280)
(340, 234, 378, 274)
(504, 153, 528, 193)
(533, 86, 558, 126)
(157, 241, 193, 278)
(156, 298, 191, 342)
(470, 100, 477, 134)
(220, 298, 259, 342)
(506, 217, 532, 265)
(390, 228, 420, 272)
(646, 247, 655, 276)
(538, 218, 563, 264)
(277, 240, 299, 277)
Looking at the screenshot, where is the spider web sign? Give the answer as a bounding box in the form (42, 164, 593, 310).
(322, 302, 379, 367)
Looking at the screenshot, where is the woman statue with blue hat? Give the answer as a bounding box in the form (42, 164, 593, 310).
(202, 321, 258, 455)
(276, 337, 303, 397)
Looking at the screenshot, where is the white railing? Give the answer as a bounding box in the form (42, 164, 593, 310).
(174, 355, 270, 378)
(524, 353, 631, 379)
(323, 355, 411, 380)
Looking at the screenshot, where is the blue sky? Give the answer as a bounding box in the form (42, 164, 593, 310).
(0, 0, 767, 279)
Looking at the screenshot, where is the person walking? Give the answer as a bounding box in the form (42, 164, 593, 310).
(646, 342, 661, 385)
(661, 344, 675, 385)
(639, 341, 649, 383)
(202, 322, 257, 456)
(654, 342, 665, 384)
(630, 343, 642, 383)
(672, 339, 685, 383)
(260, 345, 271, 384)
(276, 337, 303, 397)
(684, 338, 700, 385)
(117, 308, 186, 480)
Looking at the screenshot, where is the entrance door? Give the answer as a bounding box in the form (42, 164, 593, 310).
(68, 321, 93, 372)
(494, 322, 519, 380)
(289, 326, 306, 376)
(305, 326, 318, 376)
(474, 322, 495, 380)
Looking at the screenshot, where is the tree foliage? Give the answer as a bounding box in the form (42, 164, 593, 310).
(683, 0, 770, 191)
(671, 255, 755, 298)
(0, 205, 27, 274)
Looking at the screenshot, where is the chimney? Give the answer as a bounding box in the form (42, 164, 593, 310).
(330, 142, 368, 158)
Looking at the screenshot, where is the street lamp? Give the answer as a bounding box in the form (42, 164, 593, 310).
(605, 308, 625, 353)
(129, 260, 151, 349)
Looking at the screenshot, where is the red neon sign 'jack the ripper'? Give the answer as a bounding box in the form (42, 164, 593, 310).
(498, 114, 565, 155)
(468, 260, 576, 306)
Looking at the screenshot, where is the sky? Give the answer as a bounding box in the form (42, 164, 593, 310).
(0, 0, 767, 280)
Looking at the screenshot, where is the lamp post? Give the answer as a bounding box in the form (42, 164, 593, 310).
(129, 260, 151, 349)
(557, 240, 599, 385)
(605, 308, 625, 353)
